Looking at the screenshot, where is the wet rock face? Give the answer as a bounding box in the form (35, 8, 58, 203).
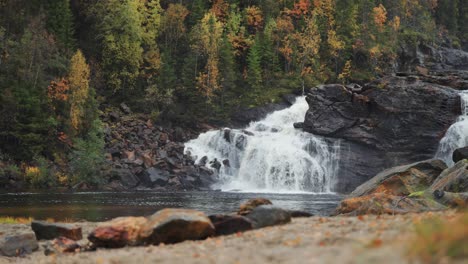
(0, 233, 38, 257)
(453, 147, 468, 163)
(31, 221, 83, 241)
(139, 208, 215, 245)
(303, 77, 460, 193)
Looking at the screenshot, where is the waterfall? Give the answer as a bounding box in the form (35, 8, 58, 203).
(436, 91, 468, 165)
(184, 97, 341, 193)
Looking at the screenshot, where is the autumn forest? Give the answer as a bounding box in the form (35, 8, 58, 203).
(0, 0, 466, 187)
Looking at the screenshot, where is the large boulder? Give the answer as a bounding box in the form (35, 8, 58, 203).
(431, 159, 468, 193)
(335, 193, 446, 215)
(245, 205, 291, 229)
(88, 217, 147, 248)
(31, 221, 82, 241)
(0, 233, 39, 257)
(303, 77, 460, 193)
(350, 159, 447, 197)
(453, 147, 468, 163)
(139, 208, 215, 245)
(335, 160, 450, 215)
(208, 214, 253, 236)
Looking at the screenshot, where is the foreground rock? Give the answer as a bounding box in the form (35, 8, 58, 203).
(335, 159, 450, 215)
(0, 233, 38, 257)
(245, 205, 291, 229)
(303, 77, 460, 193)
(453, 147, 468, 163)
(44, 237, 81, 255)
(31, 221, 82, 241)
(209, 214, 253, 236)
(351, 159, 447, 197)
(139, 209, 215, 245)
(433, 191, 468, 207)
(88, 217, 147, 248)
(430, 159, 468, 193)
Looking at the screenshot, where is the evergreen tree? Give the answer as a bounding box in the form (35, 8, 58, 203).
(247, 37, 262, 91)
(94, 0, 143, 96)
(44, 0, 75, 52)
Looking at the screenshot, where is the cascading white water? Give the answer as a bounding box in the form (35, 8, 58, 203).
(435, 91, 468, 165)
(184, 96, 341, 193)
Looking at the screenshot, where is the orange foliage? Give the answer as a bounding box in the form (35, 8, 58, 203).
(48, 78, 69, 102)
(287, 0, 311, 18)
(246, 6, 264, 31)
(373, 4, 387, 30)
(210, 0, 229, 22)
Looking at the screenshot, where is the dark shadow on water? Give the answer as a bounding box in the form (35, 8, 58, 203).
(0, 191, 342, 222)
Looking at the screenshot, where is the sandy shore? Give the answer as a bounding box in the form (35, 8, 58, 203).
(0, 211, 461, 264)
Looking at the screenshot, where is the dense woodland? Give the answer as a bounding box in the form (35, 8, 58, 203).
(0, 0, 466, 187)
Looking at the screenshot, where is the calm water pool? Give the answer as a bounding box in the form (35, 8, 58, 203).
(0, 191, 342, 221)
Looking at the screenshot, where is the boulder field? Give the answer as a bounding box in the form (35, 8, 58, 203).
(0, 198, 301, 257)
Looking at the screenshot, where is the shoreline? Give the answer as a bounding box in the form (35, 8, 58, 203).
(0, 210, 463, 264)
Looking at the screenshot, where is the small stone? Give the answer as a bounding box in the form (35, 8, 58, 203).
(31, 221, 82, 241)
(44, 237, 80, 255)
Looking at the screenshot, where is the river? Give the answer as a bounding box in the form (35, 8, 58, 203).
(0, 191, 341, 221)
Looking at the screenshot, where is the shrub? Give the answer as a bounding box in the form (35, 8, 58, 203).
(408, 212, 468, 262)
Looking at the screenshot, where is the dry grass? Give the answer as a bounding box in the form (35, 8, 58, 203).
(407, 211, 468, 263)
(0, 216, 76, 224)
(0, 216, 33, 224)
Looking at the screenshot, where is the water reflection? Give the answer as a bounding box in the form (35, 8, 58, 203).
(0, 191, 342, 222)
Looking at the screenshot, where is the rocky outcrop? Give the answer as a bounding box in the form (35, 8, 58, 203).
(350, 159, 447, 197)
(0, 233, 38, 257)
(31, 221, 82, 241)
(335, 158, 468, 215)
(398, 44, 468, 72)
(102, 107, 217, 191)
(335, 160, 450, 215)
(303, 76, 461, 193)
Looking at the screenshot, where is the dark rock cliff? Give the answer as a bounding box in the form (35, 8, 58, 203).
(303, 76, 461, 193)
